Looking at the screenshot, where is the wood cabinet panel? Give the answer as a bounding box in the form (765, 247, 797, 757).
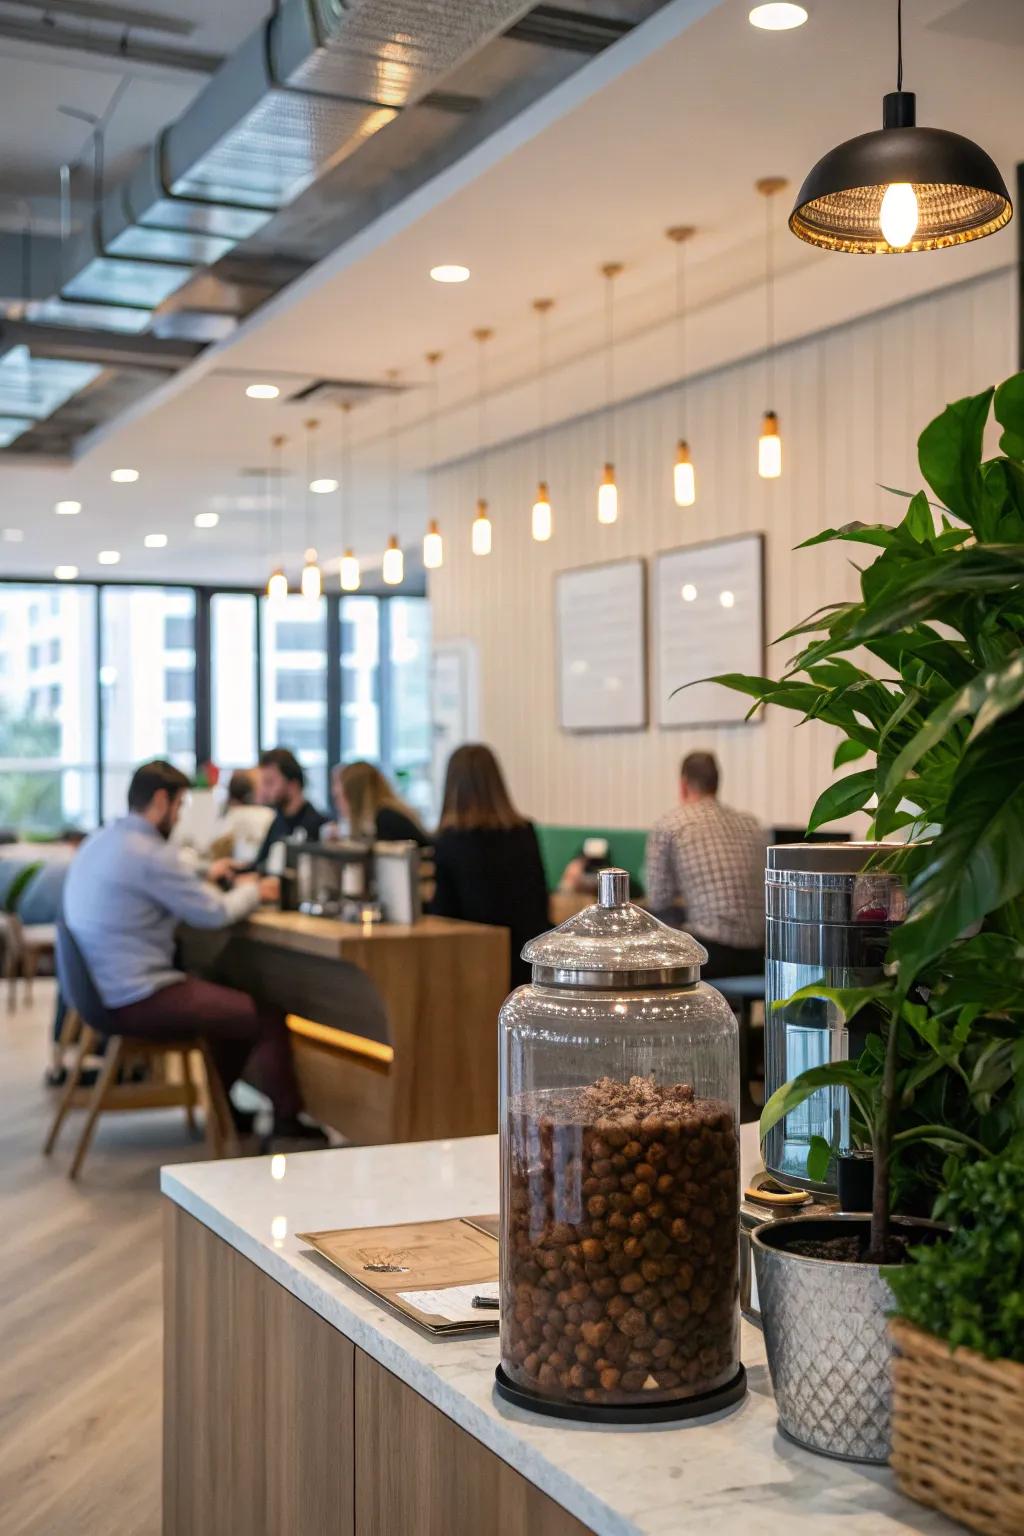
(354, 1349, 592, 1536)
(163, 1204, 354, 1536)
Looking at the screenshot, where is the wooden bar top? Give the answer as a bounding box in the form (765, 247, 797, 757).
(242, 909, 499, 960)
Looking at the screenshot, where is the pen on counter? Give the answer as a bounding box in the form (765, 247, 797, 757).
(471, 1294, 500, 1310)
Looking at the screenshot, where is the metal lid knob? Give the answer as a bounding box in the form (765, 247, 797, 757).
(597, 867, 630, 908)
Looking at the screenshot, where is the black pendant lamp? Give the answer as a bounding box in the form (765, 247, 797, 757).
(790, 0, 1011, 254)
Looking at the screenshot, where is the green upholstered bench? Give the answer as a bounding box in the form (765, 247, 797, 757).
(535, 825, 648, 896)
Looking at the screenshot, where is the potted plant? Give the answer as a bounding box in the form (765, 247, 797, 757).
(710, 373, 1024, 1461)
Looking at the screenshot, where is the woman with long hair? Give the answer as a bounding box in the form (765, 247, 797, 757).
(331, 760, 429, 845)
(430, 743, 549, 987)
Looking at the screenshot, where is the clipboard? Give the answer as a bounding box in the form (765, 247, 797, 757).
(298, 1215, 499, 1334)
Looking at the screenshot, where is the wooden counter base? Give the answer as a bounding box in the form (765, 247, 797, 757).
(164, 1204, 590, 1536)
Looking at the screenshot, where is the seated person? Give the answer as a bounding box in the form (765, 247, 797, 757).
(329, 760, 430, 846)
(644, 751, 767, 980)
(248, 747, 329, 875)
(558, 836, 610, 896)
(428, 743, 549, 989)
(214, 769, 274, 864)
(63, 759, 320, 1148)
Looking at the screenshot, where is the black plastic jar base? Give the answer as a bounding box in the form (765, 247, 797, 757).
(493, 1363, 747, 1425)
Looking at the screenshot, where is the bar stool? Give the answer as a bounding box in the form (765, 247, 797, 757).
(44, 921, 236, 1179)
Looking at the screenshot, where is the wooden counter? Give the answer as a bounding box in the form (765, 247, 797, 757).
(185, 911, 509, 1145)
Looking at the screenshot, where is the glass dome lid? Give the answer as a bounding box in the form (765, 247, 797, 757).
(523, 868, 707, 989)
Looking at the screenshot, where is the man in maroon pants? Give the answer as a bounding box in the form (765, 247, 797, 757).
(63, 760, 322, 1149)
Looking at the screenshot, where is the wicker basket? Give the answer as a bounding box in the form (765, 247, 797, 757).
(890, 1319, 1024, 1536)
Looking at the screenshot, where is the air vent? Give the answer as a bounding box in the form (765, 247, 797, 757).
(288, 377, 408, 406)
(506, 4, 634, 55)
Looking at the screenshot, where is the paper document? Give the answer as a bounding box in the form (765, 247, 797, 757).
(396, 1281, 499, 1325)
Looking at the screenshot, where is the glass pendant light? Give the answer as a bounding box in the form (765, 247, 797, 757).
(666, 225, 697, 507)
(472, 327, 493, 555)
(790, 0, 1011, 253)
(756, 178, 786, 480)
(531, 298, 554, 541)
(382, 534, 404, 585)
(422, 350, 444, 570)
(597, 262, 622, 524)
(266, 432, 288, 600)
(337, 400, 360, 592)
(301, 418, 323, 596)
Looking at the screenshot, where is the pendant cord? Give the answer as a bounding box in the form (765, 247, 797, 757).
(390, 382, 399, 526)
(765, 193, 775, 407)
(304, 424, 314, 555)
(537, 306, 548, 483)
(676, 241, 687, 425)
(339, 406, 350, 552)
(476, 336, 487, 501)
(605, 272, 616, 462)
(272, 436, 284, 570)
(897, 0, 903, 91)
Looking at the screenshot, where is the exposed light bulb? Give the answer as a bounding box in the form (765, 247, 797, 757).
(339, 550, 360, 592)
(423, 519, 444, 570)
(597, 463, 618, 524)
(382, 536, 404, 585)
(54, 500, 81, 516)
(471, 499, 492, 556)
(673, 441, 696, 507)
(309, 477, 338, 495)
(879, 182, 919, 249)
(267, 568, 288, 601)
(301, 552, 321, 600)
(531, 481, 552, 542)
(758, 411, 782, 479)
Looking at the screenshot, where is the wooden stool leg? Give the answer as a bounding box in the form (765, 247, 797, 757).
(44, 1024, 98, 1155)
(198, 1040, 236, 1158)
(23, 947, 37, 1006)
(181, 1050, 198, 1136)
(69, 1036, 124, 1181)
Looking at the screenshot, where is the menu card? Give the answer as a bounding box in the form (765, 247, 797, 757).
(297, 1216, 499, 1334)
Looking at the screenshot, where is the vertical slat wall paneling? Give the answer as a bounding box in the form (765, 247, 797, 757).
(428, 267, 1016, 834)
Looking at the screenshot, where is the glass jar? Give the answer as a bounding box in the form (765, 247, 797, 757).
(497, 869, 744, 1418)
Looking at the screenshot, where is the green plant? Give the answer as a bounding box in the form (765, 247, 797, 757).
(887, 1141, 1024, 1362)
(708, 374, 1024, 1259)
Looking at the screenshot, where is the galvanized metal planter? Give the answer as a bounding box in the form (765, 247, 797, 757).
(752, 1213, 939, 1464)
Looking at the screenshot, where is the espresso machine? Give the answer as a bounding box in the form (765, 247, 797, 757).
(280, 836, 422, 925)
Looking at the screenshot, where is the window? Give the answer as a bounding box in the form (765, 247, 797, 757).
(165, 669, 194, 703)
(340, 596, 380, 763)
(212, 592, 257, 775)
(260, 595, 327, 806)
(0, 583, 99, 832)
(164, 614, 194, 650)
(276, 671, 324, 703)
(100, 587, 196, 819)
(48, 638, 61, 665)
(386, 598, 432, 820)
(29, 643, 40, 669)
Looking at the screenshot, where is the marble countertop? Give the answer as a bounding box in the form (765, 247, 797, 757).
(161, 1133, 957, 1536)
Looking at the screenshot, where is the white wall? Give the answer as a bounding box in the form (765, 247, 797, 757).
(428, 267, 1016, 832)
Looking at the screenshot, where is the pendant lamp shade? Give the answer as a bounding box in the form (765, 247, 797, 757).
(791, 89, 1011, 254)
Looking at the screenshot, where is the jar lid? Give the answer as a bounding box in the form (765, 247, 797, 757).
(523, 868, 707, 989)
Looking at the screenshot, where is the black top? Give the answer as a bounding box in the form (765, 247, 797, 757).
(429, 821, 550, 988)
(375, 805, 430, 847)
(256, 799, 329, 869)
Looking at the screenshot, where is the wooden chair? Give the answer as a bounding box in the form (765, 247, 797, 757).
(46, 920, 236, 1179)
(4, 912, 56, 1010)
(44, 1018, 235, 1179)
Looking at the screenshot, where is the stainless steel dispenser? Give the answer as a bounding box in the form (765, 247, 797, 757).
(764, 843, 905, 1191)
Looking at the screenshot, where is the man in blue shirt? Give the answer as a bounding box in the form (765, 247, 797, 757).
(64, 760, 310, 1144)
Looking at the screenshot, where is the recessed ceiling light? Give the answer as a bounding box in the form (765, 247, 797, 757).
(2, 527, 24, 542)
(246, 383, 280, 400)
(749, 3, 808, 29)
(194, 512, 219, 528)
(144, 533, 168, 548)
(309, 477, 338, 494)
(110, 468, 139, 483)
(54, 564, 78, 581)
(429, 264, 470, 283)
(98, 550, 121, 565)
(54, 499, 82, 516)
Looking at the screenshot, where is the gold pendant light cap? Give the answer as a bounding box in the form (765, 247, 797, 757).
(602, 463, 616, 484)
(536, 480, 550, 501)
(427, 518, 440, 535)
(675, 440, 692, 464)
(760, 411, 780, 436)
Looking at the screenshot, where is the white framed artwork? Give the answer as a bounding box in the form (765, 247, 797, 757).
(555, 558, 647, 733)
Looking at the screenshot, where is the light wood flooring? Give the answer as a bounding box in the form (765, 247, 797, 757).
(0, 980, 213, 1536)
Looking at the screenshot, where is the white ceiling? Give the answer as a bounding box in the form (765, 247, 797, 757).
(0, 0, 1021, 584)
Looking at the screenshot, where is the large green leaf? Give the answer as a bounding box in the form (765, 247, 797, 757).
(807, 768, 876, 833)
(917, 387, 993, 526)
(834, 737, 869, 768)
(760, 1061, 878, 1143)
(881, 653, 1024, 800)
(994, 371, 1024, 460)
(890, 718, 1024, 980)
(798, 522, 896, 551)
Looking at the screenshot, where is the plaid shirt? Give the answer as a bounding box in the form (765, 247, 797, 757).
(644, 797, 768, 949)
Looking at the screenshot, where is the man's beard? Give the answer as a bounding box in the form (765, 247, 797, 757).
(157, 812, 176, 841)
